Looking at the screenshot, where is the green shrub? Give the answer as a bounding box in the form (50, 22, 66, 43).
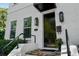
(55, 38, 63, 48)
(0, 39, 27, 55)
(3, 40, 17, 55)
(0, 31, 5, 39)
(0, 40, 11, 48)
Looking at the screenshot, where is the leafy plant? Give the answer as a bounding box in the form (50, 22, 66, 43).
(0, 40, 11, 48)
(0, 39, 27, 56)
(55, 38, 63, 48)
(0, 8, 7, 31)
(0, 8, 7, 39)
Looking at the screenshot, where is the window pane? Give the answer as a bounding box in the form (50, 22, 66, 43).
(10, 21, 17, 39)
(24, 17, 31, 27)
(10, 30, 16, 38)
(11, 21, 16, 30)
(24, 17, 31, 38)
(23, 28, 31, 38)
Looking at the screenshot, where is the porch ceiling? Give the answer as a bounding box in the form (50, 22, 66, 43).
(33, 3, 56, 12)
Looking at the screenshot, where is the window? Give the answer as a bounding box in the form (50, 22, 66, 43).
(10, 21, 17, 39)
(23, 17, 31, 38)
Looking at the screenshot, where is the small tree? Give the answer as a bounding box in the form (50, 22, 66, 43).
(0, 8, 7, 39)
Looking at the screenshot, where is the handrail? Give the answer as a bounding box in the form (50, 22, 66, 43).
(0, 33, 36, 55)
(16, 33, 24, 49)
(3, 40, 15, 49)
(0, 33, 24, 55)
(16, 34, 36, 48)
(65, 29, 71, 56)
(17, 33, 24, 38)
(0, 39, 15, 55)
(3, 33, 24, 49)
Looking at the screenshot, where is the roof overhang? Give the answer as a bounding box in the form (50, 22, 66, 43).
(33, 3, 56, 12)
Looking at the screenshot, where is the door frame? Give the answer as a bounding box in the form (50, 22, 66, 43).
(42, 9, 57, 49)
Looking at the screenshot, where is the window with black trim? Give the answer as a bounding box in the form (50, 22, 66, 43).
(10, 21, 17, 39)
(23, 17, 31, 38)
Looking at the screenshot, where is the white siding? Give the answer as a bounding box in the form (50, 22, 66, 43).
(5, 3, 43, 48)
(56, 3, 79, 45)
(5, 3, 79, 49)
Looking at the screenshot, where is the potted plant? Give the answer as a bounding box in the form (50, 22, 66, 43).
(56, 38, 63, 51)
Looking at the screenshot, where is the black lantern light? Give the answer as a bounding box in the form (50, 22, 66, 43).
(35, 17, 39, 26)
(34, 17, 39, 31)
(59, 11, 64, 22)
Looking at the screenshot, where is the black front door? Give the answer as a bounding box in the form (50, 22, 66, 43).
(44, 12, 56, 48)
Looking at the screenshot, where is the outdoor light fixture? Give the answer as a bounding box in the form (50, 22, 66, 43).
(35, 17, 39, 26)
(56, 26, 62, 33)
(34, 17, 39, 31)
(59, 11, 64, 22)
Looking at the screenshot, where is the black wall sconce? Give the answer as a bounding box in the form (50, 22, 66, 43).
(56, 26, 62, 33)
(34, 17, 39, 31)
(35, 17, 39, 26)
(59, 11, 64, 22)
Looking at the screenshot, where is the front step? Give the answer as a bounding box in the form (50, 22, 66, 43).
(42, 48, 58, 51)
(25, 49, 60, 56)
